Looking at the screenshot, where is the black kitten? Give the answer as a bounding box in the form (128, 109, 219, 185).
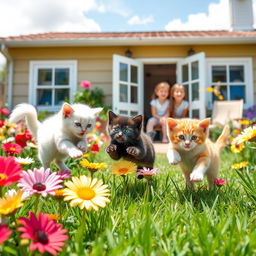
(106, 111, 155, 169)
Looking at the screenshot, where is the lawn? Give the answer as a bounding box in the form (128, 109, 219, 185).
(0, 119, 256, 255)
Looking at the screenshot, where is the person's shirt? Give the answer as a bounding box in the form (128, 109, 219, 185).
(150, 99, 170, 117)
(175, 100, 189, 118)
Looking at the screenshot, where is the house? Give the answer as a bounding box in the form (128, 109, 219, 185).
(0, 0, 255, 120)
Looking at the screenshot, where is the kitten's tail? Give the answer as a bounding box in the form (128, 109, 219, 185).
(215, 125, 230, 151)
(9, 103, 40, 138)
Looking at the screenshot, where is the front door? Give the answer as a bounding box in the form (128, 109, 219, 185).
(112, 54, 143, 116)
(177, 52, 206, 119)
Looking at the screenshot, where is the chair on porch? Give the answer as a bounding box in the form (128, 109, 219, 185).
(210, 99, 244, 129)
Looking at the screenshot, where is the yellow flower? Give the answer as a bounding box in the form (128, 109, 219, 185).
(110, 160, 137, 175)
(240, 120, 251, 125)
(239, 126, 256, 143)
(53, 189, 65, 197)
(0, 190, 25, 215)
(231, 161, 249, 170)
(82, 153, 90, 158)
(80, 159, 107, 171)
(206, 87, 214, 92)
(47, 214, 60, 221)
(218, 95, 224, 100)
(63, 176, 110, 210)
(231, 138, 245, 153)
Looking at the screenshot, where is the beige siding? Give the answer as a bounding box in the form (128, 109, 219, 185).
(9, 44, 256, 108)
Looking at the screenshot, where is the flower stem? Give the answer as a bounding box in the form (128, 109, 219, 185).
(34, 194, 40, 213)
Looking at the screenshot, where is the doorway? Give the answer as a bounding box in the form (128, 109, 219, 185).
(143, 64, 176, 119)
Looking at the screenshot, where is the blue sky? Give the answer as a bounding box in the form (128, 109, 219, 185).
(86, 0, 220, 31)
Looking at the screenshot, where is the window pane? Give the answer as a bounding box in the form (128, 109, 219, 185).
(37, 89, 52, 106)
(229, 65, 244, 83)
(192, 109, 199, 119)
(212, 85, 227, 101)
(131, 86, 138, 103)
(192, 82, 199, 101)
(130, 111, 138, 116)
(212, 66, 226, 82)
(191, 61, 199, 80)
(119, 110, 128, 115)
(55, 68, 69, 85)
(120, 63, 128, 82)
(183, 84, 189, 102)
(38, 69, 52, 85)
(230, 85, 245, 101)
(119, 83, 128, 102)
(55, 89, 70, 106)
(131, 65, 138, 83)
(182, 64, 188, 82)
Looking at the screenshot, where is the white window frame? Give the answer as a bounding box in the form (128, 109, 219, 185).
(29, 60, 77, 111)
(206, 58, 253, 109)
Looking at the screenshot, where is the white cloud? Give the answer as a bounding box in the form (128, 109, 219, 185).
(165, 0, 231, 31)
(128, 15, 154, 25)
(0, 0, 103, 37)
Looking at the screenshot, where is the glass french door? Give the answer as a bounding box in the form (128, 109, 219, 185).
(112, 54, 143, 116)
(177, 52, 206, 119)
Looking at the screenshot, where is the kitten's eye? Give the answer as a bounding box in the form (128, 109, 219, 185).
(87, 124, 92, 129)
(178, 135, 185, 140)
(191, 135, 198, 140)
(74, 122, 81, 127)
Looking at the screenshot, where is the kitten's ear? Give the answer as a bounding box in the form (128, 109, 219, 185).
(167, 118, 178, 131)
(133, 115, 143, 129)
(199, 118, 211, 132)
(93, 107, 103, 117)
(108, 111, 118, 124)
(62, 103, 74, 118)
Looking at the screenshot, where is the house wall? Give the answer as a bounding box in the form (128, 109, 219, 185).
(8, 44, 256, 108)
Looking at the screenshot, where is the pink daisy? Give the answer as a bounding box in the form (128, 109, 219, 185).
(0, 225, 12, 244)
(57, 170, 71, 180)
(214, 178, 227, 187)
(136, 167, 160, 179)
(2, 143, 23, 155)
(0, 156, 22, 186)
(18, 211, 68, 255)
(18, 168, 63, 197)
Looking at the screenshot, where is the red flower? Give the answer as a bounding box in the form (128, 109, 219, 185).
(0, 156, 22, 186)
(214, 178, 227, 187)
(91, 143, 100, 153)
(2, 143, 23, 155)
(80, 80, 91, 89)
(15, 131, 33, 147)
(0, 225, 12, 244)
(0, 120, 4, 127)
(18, 212, 68, 255)
(0, 108, 10, 116)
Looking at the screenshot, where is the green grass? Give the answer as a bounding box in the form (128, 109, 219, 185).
(3, 148, 256, 256)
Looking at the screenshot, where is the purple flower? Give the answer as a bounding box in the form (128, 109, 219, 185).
(244, 105, 256, 120)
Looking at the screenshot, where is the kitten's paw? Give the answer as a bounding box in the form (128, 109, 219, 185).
(106, 144, 117, 153)
(126, 146, 140, 156)
(77, 141, 87, 153)
(190, 171, 204, 182)
(167, 150, 181, 165)
(69, 148, 83, 159)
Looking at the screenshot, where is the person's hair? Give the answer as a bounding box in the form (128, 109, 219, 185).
(151, 82, 170, 99)
(169, 83, 186, 117)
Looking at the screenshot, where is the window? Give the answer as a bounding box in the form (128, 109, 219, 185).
(29, 61, 77, 111)
(207, 58, 253, 109)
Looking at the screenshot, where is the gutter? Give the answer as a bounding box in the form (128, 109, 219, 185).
(1, 36, 256, 48)
(0, 44, 13, 109)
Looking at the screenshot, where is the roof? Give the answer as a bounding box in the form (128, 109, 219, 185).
(1, 30, 256, 47)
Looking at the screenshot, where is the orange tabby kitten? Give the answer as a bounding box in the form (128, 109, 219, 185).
(166, 118, 229, 189)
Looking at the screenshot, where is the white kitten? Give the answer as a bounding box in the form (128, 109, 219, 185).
(9, 103, 102, 171)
